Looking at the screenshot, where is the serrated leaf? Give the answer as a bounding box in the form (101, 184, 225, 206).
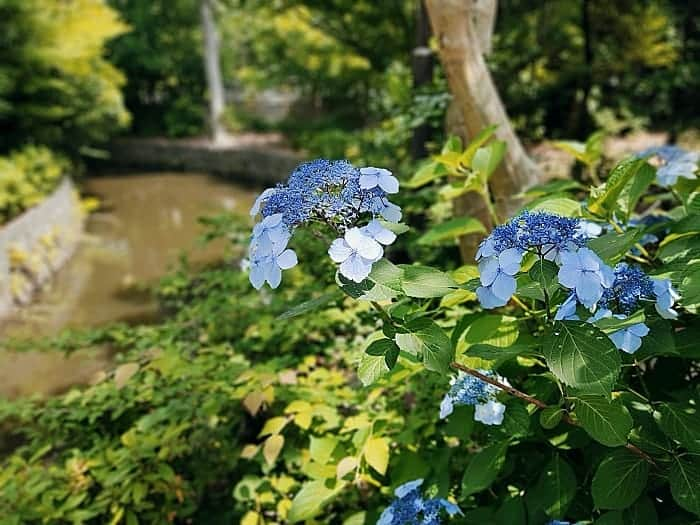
(357, 353, 389, 386)
(471, 140, 506, 181)
(400, 265, 456, 298)
(461, 441, 509, 496)
(417, 216, 486, 245)
(287, 480, 339, 522)
(592, 450, 649, 510)
(461, 125, 498, 166)
(574, 395, 633, 446)
(540, 407, 564, 429)
(669, 455, 700, 516)
(589, 157, 647, 217)
(529, 456, 577, 518)
(588, 229, 642, 264)
(365, 338, 398, 357)
(544, 322, 621, 395)
(654, 403, 700, 452)
(403, 318, 453, 374)
(527, 197, 582, 216)
(263, 434, 284, 466)
(364, 437, 389, 475)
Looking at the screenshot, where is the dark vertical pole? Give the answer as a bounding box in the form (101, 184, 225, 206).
(410, 0, 433, 159)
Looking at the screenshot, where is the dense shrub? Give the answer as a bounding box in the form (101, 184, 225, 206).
(0, 0, 130, 157)
(1, 136, 699, 524)
(0, 146, 68, 224)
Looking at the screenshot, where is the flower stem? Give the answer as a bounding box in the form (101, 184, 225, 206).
(449, 362, 657, 466)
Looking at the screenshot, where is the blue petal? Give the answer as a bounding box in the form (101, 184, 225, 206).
(491, 273, 516, 301)
(474, 400, 506, 425)
(439, 499, 463, 516)
(557, 264, 580, 289)
(476, 285, 507, 308)
(439, 395, 454, 419)
(479, 257, 500, 286)
(339, 253, 373, 283)
(394, 479, 424, 498)
(498, 248, 523, 275)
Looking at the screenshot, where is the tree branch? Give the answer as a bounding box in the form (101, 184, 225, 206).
(450, 362, 657, 466)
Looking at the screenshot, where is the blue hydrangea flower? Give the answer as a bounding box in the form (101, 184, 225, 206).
(250, 213, 291, 256)
(653, 278, 680, 319)
(474, 399, 507, 425)
(600, 263, 655, 313)
(476, 247, 523, 308)
(439, 371, 506, 426)
(329, 227, 383, 282)
(248, 159, 403, 289)
(554, 293, 580, 321)
(577, 220, 604, 239)
(377, 479, 462, 525)
(609, 321, 650, 354)
(360, 167, 399, 194)
(361, 219, 397, 246)
(638, 145, 698, 187)
(557, 248, 614, 309)
(249, 244, 298, 289)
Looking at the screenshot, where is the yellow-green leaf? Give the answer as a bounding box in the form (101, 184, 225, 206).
(364, 437, 390, 475)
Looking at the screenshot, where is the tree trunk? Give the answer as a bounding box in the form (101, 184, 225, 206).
(410, 0, 434, 160)
(200, 0, 226, 144)
(425, 0, 542, 260)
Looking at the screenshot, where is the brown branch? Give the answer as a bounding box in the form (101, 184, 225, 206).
(450, 362, 657, 466)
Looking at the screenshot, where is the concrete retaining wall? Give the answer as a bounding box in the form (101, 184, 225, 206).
(105, 138, 301, 185)
(0, 178, 84, 319)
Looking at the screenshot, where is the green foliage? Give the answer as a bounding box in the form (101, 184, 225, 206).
(106, 0, 206, 137)
(0, 146, 68, 223)
(0, 0, 130, 156)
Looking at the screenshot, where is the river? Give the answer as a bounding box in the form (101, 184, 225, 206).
(0, 172, 256, 397)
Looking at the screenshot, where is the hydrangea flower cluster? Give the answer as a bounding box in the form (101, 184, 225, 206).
(377, 479, 461, 525)
(248, 160, 402, 288)
(475, 212, 590, 307)
(556, 262, 681, 353)
(637, 145, 699, 187)
(439, 371, 507, 426)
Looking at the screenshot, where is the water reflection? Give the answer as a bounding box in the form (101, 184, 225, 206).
(0, 172, 256, 397)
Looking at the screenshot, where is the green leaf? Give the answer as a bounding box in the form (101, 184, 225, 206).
(527, 197, 582, 216)
(588, 157, 647, 217)
(405, 160, 443, 188)
(529, 456, 577, 518)
(403, 318, 453, 374)
(399, 265, 456, 298)
(466, 342, 531, 367)
(287, 480, 340, 522)
(528, 259, 561, 301)
(623, 496, 658, 525)
(654, 403, 700, 452)
(417, 216, 486, 245)
(277, 290, 343, 320)
(618, 163, 656, 221)
(543, 322, 621, 395)
(460, 441, 509, 496)
(588, 229, 642, 264)
(309, 435, 338, 465)
(592, 449, 649, 510)
(460, 125, 498, 166)
(595, 511, 624, 525)
(365, 338, 398, 356)
(364, 437, 390, 475)
(669, 455, 700, 516)
(540, 407, 564, 429)
(574, 395, 633, 446)
(471, 140, 506, 181)
(357, 353, 389, 386)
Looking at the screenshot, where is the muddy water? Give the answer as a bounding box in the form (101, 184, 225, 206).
(0, 173, 256, 397)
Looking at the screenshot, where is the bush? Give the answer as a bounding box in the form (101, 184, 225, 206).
(1, 137, 699, 524)
(0, 146, 68, 224)
(0, 0, 130, 157)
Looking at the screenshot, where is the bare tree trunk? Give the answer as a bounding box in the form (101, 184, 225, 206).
(410, 0, 434, 159)
(200, 0, 226, 144)
(425, 0, 542, 261)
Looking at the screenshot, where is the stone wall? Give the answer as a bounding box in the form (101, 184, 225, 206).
(105, 138, 301, 185)
(0, 179, 84, 319)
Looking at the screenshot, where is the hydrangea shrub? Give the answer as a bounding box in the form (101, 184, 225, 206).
(250, 134, 700, 524)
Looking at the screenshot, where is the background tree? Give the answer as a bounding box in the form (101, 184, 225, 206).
(426, 0, 541, 260)
(200, 0, 227, 143)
